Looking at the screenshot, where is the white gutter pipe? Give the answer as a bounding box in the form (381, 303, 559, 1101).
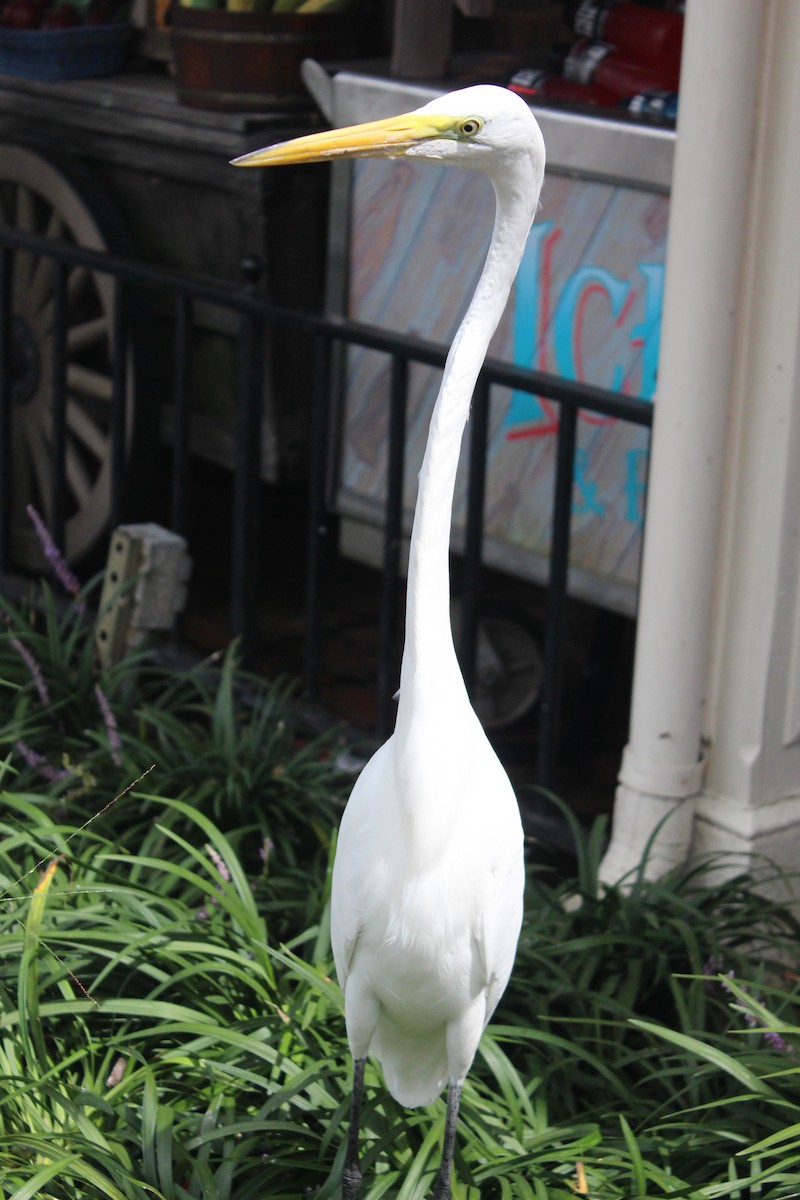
(600, 0, 766, 883)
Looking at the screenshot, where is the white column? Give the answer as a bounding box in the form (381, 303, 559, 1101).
(692, 0, 800, 890)
(600, 0, 766, 883)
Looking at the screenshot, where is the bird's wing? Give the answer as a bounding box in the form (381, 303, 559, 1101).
(330, 740, 395, 988)
(330, 844, 362, 988)
(476, 863, 524, 1022)
(473, 786, 525, 1024)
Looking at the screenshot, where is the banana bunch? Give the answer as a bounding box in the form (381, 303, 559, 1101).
(180, 0, 356, 13)
(269, 0, 355, 10)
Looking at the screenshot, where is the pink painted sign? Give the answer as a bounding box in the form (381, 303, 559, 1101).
(338, 157, 667, 613)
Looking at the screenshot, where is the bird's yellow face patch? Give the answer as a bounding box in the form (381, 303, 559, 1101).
(230, 110, 481, 169)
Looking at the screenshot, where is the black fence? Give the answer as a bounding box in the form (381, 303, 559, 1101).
(0, 225, 653, 787)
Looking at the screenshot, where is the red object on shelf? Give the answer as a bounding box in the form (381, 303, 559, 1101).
(0, 0, 44, 29)
(573, 0, 683, 67)
(563, 36, 681, 98)
(509, 67, 617, 107)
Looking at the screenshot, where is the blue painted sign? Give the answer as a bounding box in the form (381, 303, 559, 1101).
(338, 157, 668, 612)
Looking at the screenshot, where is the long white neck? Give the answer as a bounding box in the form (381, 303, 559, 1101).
(396, 161, 540, 736)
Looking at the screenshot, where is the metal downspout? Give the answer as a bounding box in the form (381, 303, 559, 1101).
(600, 0, 766, 882)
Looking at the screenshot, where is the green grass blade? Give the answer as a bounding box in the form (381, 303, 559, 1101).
(619, 1112, 648, 1197)
(630, 1019, 778, 1096)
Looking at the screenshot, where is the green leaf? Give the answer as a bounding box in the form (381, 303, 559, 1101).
(618, 1112, 648, 1197)
(7, 1153, 80, 1200)
(630, 1019, 778, 1096)
(741, 1121, 800, 1156)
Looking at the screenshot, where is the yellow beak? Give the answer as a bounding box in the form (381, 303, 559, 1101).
(230, 110, 453, 168)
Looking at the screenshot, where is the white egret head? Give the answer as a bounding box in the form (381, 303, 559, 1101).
(231, 83, 544, 185)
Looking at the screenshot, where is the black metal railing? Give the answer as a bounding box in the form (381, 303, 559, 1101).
(0, 226, 653, 787)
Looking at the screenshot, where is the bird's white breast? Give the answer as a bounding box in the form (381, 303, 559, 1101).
(331, 721, 524, 1040)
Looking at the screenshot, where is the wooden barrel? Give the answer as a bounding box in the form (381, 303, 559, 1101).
(171, 7, 366, 111)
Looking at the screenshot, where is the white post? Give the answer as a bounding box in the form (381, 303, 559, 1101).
(692, 0, 800, 890)
(600, 0, 766, 883)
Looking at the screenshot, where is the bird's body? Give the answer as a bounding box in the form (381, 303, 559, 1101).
(233, 83, 545, 1198)
(332, 697, 523, 1108)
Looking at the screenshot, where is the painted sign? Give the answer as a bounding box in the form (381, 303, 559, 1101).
(338, 157, 667, 613)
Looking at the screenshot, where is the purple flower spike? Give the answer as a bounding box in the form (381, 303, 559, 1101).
(26, 504, 84, 610)
(95, 684, 123, 768)
(15, 739, 71, 783)
(703, 954, 796, 1055)
(106, 1056, 127, 1088)
(205, 844, 231, 883)
(9, 632, 51, 707)
(764, 1029, 796, 1055)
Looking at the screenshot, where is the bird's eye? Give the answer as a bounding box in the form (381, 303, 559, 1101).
(458, 117, 484, 138)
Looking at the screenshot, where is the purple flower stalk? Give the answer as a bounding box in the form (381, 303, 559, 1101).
(205, 844, 231, 883)
(764, 1028, 795, 1055)
(9, 632, 50, 707)
(95, 684, 123, 768)
(26, 504, 84, 610)
(106, 1056, 127, 1088)
(704, 956, 796, 1055)
(14, 739, 71, 783)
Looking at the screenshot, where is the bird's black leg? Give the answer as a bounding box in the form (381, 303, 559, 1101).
(343, 1056, 366, 1200)
(432, 1081, 462, 1200)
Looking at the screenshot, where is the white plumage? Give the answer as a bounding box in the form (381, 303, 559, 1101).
(332, 702, 523, 1108)
(233, 83, 546, 1199)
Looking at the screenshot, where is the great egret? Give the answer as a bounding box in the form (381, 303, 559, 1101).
(233, 85, 545, 1199)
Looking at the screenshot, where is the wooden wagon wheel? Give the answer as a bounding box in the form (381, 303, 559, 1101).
(0, 142, 140, 569)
